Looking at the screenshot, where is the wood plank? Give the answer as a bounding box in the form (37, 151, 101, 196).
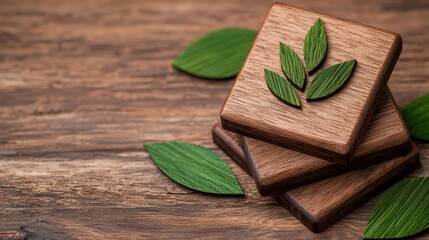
(242, 88, 410, 195)
(212, 123, 420, 232)
(221, 3, 402, 164)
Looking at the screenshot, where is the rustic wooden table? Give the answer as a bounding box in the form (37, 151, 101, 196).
(0, 0, 428, 239)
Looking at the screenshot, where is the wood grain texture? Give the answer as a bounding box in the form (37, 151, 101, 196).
(243, 88, 411, 196)
(0, 0, 428, 239)
(221, 3, 402, 164)
(212, 123, 420, 232)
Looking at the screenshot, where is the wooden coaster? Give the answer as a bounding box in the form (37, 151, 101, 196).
(212, 123, 419, 232)
(242, 88, 410, 196)
(220, 3, 402, 164)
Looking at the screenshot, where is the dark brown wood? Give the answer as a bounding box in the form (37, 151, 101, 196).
(213, 123, 420, 232)
(0, 0, 428, 239)
(242, 88, 411, 196)
(221, 3, 402, 165)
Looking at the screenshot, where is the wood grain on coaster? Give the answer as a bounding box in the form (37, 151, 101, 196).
(220, 3, 402, 165)
(212, 123, 420, 232)
(242, 88, 410, 196)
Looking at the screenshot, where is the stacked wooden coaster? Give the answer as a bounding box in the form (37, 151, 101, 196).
(212, 3, 420, 233)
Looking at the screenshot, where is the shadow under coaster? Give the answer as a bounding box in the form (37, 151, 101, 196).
(212, 123, 419, 232)
(242, 89, 411, 196)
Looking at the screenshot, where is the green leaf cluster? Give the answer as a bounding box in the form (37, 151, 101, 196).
(265, 18, 356, 107)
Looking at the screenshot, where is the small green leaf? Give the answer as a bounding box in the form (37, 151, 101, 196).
(363, 177, 429, 239)
(144, 141, 244, 195)
(401, 94, 429, 141)
(306, 59, 356, 101)
(304, 18, 328, 74)
(279, 42, 306, 90)
(172, 28, 257, 79)
(264, 69, 301, 108)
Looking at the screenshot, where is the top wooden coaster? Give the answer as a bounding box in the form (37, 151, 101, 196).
(220, 3, 402, 164)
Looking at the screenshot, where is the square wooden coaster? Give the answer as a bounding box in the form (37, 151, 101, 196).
(242, 88, 410, 196)
(221, 3, 402, 164)
(212, 123, 419, 232)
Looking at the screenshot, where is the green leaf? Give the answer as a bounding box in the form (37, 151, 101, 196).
(306, 59, 356, 101)
(304, 18, 328, 74)
(279, 42, 306, 91)
(172, 28, 257, 79)
(363, 177, 429, 239)
(144, 141, 244, 195)
(264, 69, 301, 108)
(401, 94, 429, 141)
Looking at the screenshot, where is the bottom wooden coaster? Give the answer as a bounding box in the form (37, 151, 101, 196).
(212, 123, 420, 232)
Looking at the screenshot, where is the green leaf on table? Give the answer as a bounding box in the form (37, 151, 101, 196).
(401, 93, 429, 141)
(304, 18, 328, 74)
(280, 42, 306, 91)
(172, 28, 257, 79)
(363, 177, 429, 239)
(306, 59, 356, 101)
(264, 69, 301, 108)
(144, 141, 244, 195)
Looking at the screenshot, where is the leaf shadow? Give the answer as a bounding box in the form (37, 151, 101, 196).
(172, 65, 236, 81)
(411, 137, 429, 143)
(287, 74, 307, 92)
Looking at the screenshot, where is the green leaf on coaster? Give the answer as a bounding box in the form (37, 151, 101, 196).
(144, 141, 244, 195)
(279, 42, 306, 91)
(401, 93, 429, 141)
(172, 28, 257, 79)
(363, 177, 429, 239)
(304, 18, 328, 74)
(306, 59, 356, 101)
(264, 69, 301, 108)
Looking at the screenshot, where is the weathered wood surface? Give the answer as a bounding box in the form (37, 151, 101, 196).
(0, 0, 428, 239)
(221, 3, 402, 164)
